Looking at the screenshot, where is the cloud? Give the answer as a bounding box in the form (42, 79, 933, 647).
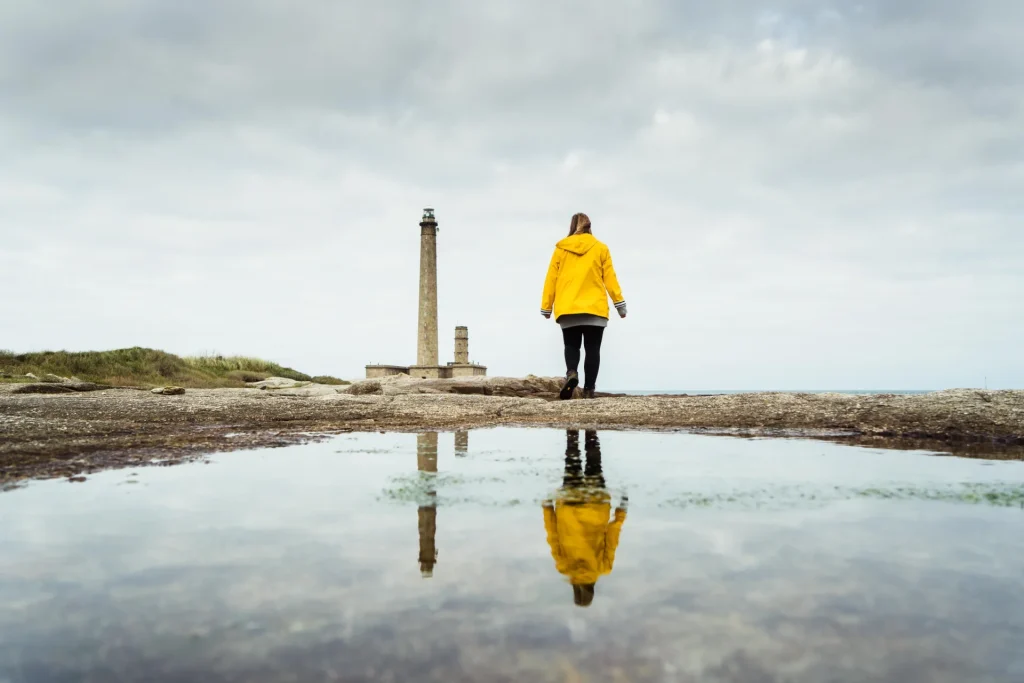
(1, 0, 1021, 389)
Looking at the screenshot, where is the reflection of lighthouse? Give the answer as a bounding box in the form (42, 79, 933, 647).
(455, 431, 469, 457)
(417, 433, 438, 577)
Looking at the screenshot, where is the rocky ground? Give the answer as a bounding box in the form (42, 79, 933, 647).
(2, 375, 1022, 486)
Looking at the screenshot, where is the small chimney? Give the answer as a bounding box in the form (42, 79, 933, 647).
(454, 326, 469, 364)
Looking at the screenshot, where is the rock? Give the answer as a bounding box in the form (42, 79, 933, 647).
(152, 386, 186, 396)
(348, 379, 384, 395)
(67, 381, 105, 392)
(248, 377, 307, 389)
(252, 384, 354, 397)
(68, 476, 87, 483)
(12, 381, 107, 394)
(12, 383, 75, 394)
(13, 378, 105, 395)
(25, 372, 38, 379)
(340, 375, 564, 398)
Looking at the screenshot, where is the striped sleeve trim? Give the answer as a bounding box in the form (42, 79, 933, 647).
(613, 300, 627, 309)
(540, 309, 552, 315)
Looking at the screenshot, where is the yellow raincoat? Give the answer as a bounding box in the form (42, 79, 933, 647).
(543, 498, 627, 585)
(540, 233, 625, 320)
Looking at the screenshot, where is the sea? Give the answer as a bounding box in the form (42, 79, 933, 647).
(611, 389, 936, 395)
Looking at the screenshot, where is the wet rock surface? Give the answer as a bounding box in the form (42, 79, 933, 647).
(1, 380, 1022, 485)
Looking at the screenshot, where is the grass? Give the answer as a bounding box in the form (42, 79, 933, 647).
(311, 375, 349, 386)
(0, 347, 350, 389)
(183, 354, 312, 382)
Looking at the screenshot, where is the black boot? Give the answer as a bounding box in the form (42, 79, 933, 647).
(582, 388, 595, 399)
(559, 371, 579, 400)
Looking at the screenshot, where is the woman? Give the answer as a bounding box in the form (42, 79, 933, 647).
(540, 212, 627, 399)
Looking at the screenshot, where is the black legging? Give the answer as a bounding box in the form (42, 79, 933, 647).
(563, 429, 606, 490)
(562, 325, 604, 390)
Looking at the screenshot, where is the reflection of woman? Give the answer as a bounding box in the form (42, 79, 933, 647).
(542, 430, 627, 607)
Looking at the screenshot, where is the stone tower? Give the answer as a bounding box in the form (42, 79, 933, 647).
(450, 323, 487, 377)
(454, 326, 469, 364)
(417, 208, 439, 367)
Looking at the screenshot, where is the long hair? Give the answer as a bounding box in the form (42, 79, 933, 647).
(568, 212, 592, 236)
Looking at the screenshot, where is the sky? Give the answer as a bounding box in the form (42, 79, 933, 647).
(1, 0, 1021, 390)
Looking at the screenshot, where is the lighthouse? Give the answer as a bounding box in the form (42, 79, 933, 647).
(365, 209, 487, 379)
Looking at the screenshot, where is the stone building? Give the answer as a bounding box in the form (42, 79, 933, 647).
(365, 209, 487, 379)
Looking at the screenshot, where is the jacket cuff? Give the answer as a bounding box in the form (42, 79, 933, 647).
(613, 300, 627, 310)
(540, 308, 552, 316)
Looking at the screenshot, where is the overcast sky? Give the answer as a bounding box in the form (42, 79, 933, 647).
(1, 0, 1021, 389)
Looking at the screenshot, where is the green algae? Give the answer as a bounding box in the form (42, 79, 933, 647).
(664, 483, 1024, 510)
(379, 469, 1024, 511)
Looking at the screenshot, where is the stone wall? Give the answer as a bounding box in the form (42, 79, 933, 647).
(365, 365, 410, 379)
(451, 364, 487, 378)
(409, 365, 453, 380)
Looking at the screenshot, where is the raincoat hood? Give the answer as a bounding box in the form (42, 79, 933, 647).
(556, 233, 598, 256)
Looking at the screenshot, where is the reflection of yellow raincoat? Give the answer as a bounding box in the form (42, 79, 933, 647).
(543, 499, 626, 585)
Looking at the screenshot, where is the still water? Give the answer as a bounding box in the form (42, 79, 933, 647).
(2, 428, 1023, 682)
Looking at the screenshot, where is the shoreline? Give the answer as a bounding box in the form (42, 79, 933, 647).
(2, 382, 1023, 486)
